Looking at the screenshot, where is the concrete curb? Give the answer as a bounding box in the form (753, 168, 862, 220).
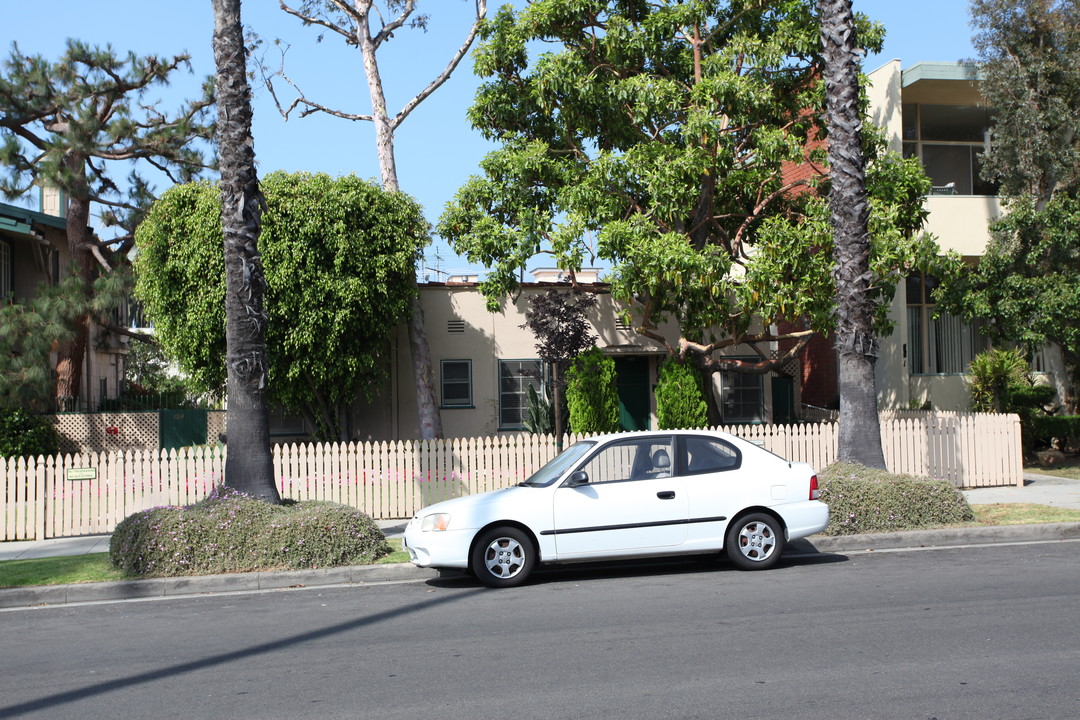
(4, 522, 1080, 609)
(0, 562, 438, 610)
(790, 521, 1080, 554)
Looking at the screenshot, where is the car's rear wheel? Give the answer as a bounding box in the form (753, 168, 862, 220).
(471, 526, 535, 588)
(725, 513, 784, 570)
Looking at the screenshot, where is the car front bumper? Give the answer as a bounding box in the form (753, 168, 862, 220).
(402, 522, 475, 570)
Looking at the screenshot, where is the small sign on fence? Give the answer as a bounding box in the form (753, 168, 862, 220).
(66, 467, 97, 481)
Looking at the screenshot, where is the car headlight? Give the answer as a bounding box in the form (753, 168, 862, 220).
(420, 513, 451, 532)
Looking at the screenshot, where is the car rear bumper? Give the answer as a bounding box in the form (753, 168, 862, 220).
(780, 500, 830, 539)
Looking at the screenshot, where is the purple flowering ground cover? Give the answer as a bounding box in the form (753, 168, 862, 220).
(109, 486, 392, 577)
(817, 462, 976, 536)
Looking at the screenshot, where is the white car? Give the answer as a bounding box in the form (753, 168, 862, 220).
(402, 430, 828, 588)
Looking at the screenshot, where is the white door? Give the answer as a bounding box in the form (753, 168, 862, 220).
(552, 437, 687, 557)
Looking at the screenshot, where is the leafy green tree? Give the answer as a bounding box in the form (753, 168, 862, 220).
(0, 407, 59, 459)
(0, 40, 213, 408)
(135, 172, 428, 442)
(212, 0, 279, 502)
(438, 0, 936, 390)
(818, 0, 886, 467)
(565, 347, 619, 433)
(655, 357, 708, 430)
(970, 0, 1079, 208)
(120, 340, 202, 410)
(267, 0, 489, 440)
(937, 1, 1080, 380)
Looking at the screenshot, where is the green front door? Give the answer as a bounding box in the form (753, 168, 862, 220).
(615, 356, 650, 431)
(771, 376, 795, 424)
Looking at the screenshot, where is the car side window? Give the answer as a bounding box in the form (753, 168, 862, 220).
(578, 438, 674, 484)
(678, 436, 742, 475)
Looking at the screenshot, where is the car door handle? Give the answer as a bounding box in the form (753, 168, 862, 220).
(656, 491, 676, 500)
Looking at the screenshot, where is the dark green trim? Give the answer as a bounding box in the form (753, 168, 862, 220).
(0, 201, 67, 233)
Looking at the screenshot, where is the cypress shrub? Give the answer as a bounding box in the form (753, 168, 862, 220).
(655, 357, 708, 429)
(565, 347, 619, 433)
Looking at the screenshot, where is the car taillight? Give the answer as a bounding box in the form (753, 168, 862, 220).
(809, 475, 820, 500)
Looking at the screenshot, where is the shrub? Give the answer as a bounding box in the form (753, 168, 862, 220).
(109, 485, 391, 576)
(655, 357, 708, 430)
(0, 408, 59, 459)
(1031, 415, 1080, 448)
(817, 462, 975, 535)
(522, 384, 554, 434)
(565, 347, 619, 433)
(967, 348, 1029, 413)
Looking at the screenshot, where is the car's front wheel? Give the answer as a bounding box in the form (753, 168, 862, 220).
(725, 513, 784, 570)
(471, 526, 535, 588)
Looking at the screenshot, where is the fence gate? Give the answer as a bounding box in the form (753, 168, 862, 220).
(159, 409, 208, 450)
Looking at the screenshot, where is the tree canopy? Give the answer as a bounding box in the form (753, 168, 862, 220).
(936, 0, 1080, 368)
(0, 39, 213, 406)
(438, 0, 937, 376)
(134, 171, 429, 440)
(267, 0, 489, 440)
(969, 0, 1080, 206)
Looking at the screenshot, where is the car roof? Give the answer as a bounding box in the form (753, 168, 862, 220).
(583, 429, 743, 444)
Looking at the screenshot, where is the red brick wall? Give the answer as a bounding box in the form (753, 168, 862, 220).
(777, 320, 838, 411)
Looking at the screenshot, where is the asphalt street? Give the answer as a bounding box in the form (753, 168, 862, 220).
(1, 541, 1078, 720)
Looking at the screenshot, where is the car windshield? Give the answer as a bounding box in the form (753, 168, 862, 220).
(519, 441, 596, 487)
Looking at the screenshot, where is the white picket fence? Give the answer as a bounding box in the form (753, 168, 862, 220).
(1, 413, 1022, 541)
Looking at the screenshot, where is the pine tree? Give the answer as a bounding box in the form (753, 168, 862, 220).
(0, 40, 213, 408)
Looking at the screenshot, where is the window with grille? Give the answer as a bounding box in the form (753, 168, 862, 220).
(720, 368, 763, 423)
(498, 359, 543, 429)
(441, 359, 473, 407)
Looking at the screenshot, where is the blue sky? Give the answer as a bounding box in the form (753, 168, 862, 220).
(3, 0, 977, 276)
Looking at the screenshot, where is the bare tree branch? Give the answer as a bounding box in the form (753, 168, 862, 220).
(394, 0, 487, 130)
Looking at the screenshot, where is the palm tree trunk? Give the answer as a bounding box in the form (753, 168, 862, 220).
(212, 0, 281, 502)
(818, 0, 887, 469)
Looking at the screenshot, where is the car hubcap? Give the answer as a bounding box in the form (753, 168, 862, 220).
(737, 521, 776, 562)
(483, 536, 525, 578)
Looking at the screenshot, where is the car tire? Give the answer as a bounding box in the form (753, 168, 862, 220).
(725, 513, 784, 570)
(471, 526, 535, 588)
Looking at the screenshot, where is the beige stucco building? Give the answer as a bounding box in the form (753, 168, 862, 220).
(868, 60, 1067, 412)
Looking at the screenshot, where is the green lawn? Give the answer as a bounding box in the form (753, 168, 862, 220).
(0, 539, 411, 589)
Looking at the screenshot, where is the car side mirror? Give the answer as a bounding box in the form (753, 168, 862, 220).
(564, 470, 590, 487)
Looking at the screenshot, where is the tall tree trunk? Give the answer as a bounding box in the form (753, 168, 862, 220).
(358, 5, 443, 440)
(818, 0, 887, 469)
(212, 0, 281, 502)
(53, 158, 95, 410)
